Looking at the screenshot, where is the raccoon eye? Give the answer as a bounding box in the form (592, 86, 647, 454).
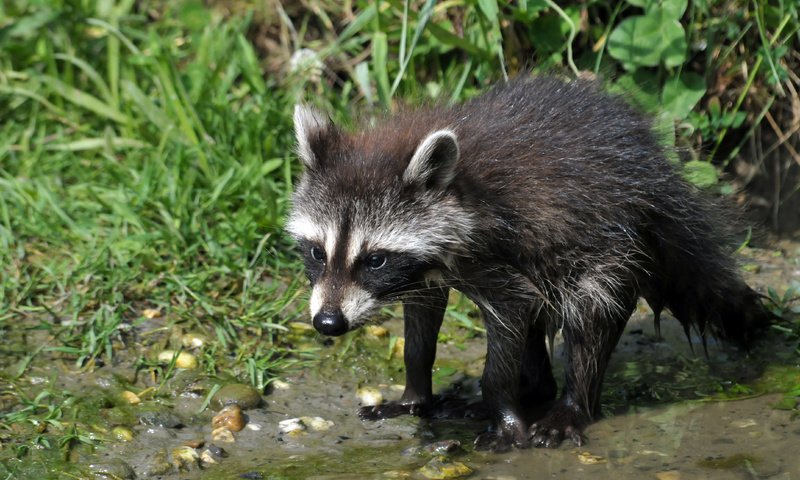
(310, 246, 326, 262)
(366, 253, 387, 270)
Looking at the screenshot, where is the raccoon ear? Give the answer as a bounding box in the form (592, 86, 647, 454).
(294, 104, 331, 169)
(403, 129, 459, 189)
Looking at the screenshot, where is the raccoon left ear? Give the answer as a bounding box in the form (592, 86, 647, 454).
(403, 129, 459, 189)
(294, 104, 331, 169)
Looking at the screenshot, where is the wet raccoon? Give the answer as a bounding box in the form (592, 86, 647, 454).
(286, 76, 769, 452)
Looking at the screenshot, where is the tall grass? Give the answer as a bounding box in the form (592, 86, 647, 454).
(1, 1, 304, 363)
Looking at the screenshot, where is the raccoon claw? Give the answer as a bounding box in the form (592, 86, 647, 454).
(528, 423, 584, 448)
(473, 426, 530, 453)
(528, 416, 585, 448)
(358, 402, 428, 421)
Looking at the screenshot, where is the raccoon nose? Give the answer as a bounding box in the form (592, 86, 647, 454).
(313, 310, 348, 336)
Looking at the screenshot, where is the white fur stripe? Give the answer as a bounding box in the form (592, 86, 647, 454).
(309, 285, 324, 317)
(325, 225, 337, 262)
(286, 214, 324, 243)
(340, 285, 375, 323)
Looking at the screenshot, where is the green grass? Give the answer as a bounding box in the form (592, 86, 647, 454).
(0, 1, 309, 466)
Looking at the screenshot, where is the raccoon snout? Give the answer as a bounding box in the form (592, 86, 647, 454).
(313, 310, 348, 336)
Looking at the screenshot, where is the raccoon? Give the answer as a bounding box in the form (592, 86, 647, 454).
(286, 76, 769, 452)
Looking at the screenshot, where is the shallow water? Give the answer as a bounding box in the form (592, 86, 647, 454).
(2, 244, 799, 479)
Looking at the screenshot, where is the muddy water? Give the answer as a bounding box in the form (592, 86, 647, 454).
(5, 244, 800, 479)
(116, 323, 796, 480)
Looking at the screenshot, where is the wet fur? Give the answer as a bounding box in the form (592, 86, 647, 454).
(289, 76, 770, 451)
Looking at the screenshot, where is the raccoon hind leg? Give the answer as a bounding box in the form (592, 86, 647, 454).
(529, 281, 637, 448)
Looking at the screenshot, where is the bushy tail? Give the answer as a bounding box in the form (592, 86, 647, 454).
(641, 203, 772, 350)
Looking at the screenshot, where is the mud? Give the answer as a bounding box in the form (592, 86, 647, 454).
(2, 244, 799, 479)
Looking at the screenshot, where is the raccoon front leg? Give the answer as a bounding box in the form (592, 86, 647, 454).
(473, 302, 532, 452)
(358, 287, 449, 420)
(528, 292, 636, 448)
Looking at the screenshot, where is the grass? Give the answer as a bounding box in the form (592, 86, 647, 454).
(0, 1, 310, 467)
(0, 0, 798, 475)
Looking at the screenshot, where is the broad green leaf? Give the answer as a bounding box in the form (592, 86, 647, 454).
(609, 70, 660, 112)
(477, 0, 500, 21)
(607, 8, 687, 69)
(661, 0, 689, 18)
(661, 72, 706, 119)
(683, 160, 718, 188)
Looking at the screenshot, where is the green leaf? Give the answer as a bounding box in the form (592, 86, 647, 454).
(237, 34, 266, 95)
(478, 0, 500, 22)
(609, 70, 660, 112)
(372, 32, 391, 107)
(40, 76, 128, 124)
(426, 23, 492, 59)
(661, 0, 689, 18)
(625, 0, 651, 8)
(337, 3, 377, 44)
(682, 161, 718, 188)
(607, 8, 687, 69)
(661, 72, 706, 120)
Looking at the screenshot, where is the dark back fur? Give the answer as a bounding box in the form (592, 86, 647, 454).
(304, 76, 769, 346)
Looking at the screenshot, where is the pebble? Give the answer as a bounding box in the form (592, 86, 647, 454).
(655, 471, 681, 480)
(111, 426, 134, 442)
(181, 333, 207, 349)
(144, 449, 172, 477)
(418, 456, 473, 479)
(120, 390, 141, 405)
(577, 451, 607, 465)
(356, 386, 383, 406)
(142, 308, 162, 319)
(138, 410, 183, 429)
(392, 337, 405, 358)
(212, 405, 246, 432)
(200, 449, 218, 465)
(157, 350, 198, 369)
(732, 418, 757, 428)
(278, 418, 307, 434)
(183, 439, 205, 449)
(171, 446, 199, 471)
(271, 379, 291, 390)
(300, 416, 334, 431)
(423, 440, 462, 455)
(211, 383, 262, 410)
(211, 426, 235, 443)
(88, 459, 136, 479)
(365, 325, 389, 338)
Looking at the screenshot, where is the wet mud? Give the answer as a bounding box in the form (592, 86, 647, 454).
(2, 244, 799, 479)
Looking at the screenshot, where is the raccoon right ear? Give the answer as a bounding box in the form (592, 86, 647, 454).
(403, 129, 459, 190)
(294, 104, 331, 169)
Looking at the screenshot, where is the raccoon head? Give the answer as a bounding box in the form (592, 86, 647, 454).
(286, 105, 474, 336)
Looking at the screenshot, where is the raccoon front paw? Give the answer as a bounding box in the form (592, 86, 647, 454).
(358, 402, 428, 421)
(528, 405, 587, 448)
(473, 424, 530, 453)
